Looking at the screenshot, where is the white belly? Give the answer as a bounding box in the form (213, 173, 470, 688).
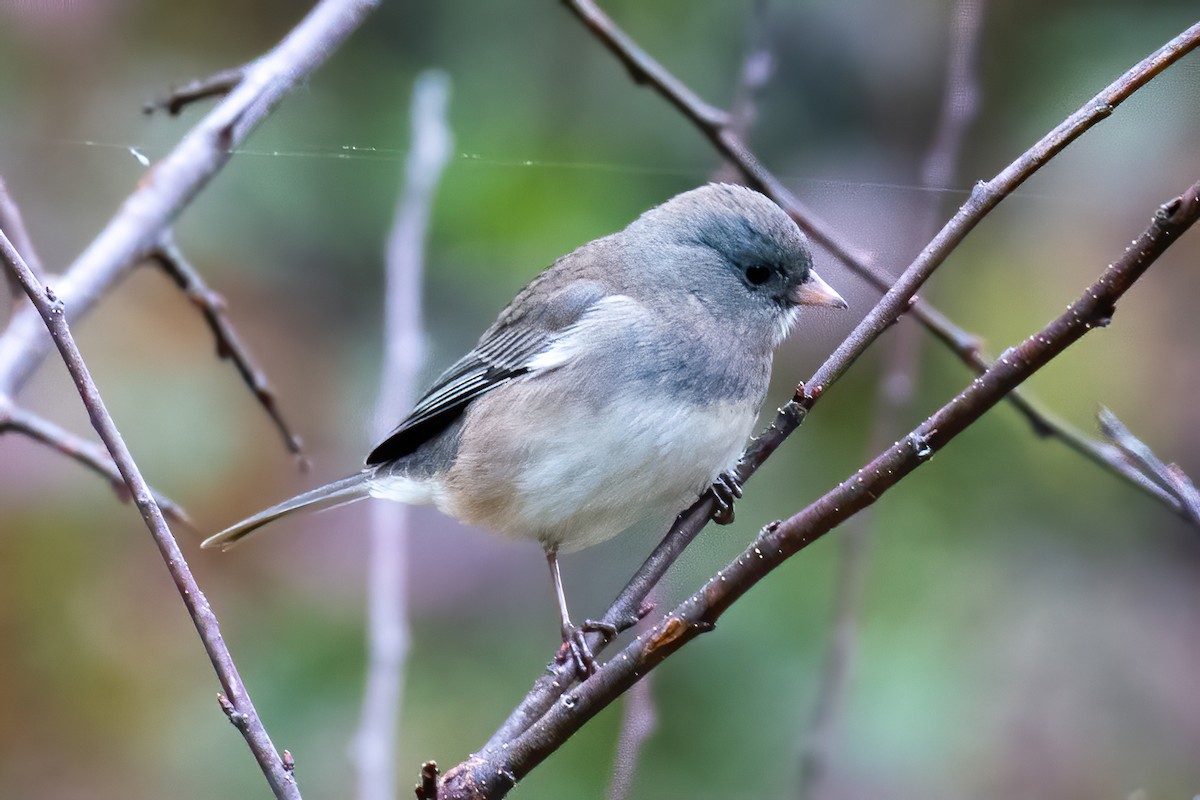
(492, 393, 755, 551)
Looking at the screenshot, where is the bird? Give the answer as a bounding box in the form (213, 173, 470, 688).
(203, 182, 846, 675)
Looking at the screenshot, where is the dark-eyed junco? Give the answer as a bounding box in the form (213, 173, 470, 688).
(203, 183, 846, 673)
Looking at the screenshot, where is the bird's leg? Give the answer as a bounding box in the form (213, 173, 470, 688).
(709, 469, 744, 525)
(546, 548, 597, 678)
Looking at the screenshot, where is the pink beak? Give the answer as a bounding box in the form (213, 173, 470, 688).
(790, 270, 847, 309)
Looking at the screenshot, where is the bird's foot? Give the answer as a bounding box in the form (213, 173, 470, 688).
(710, 470, 744, 525)
(554, 610, 645, 678)
(555, 623, 598, 679)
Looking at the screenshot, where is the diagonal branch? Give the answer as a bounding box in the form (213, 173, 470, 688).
(143, 65, 250, 116)
(728, 0, 772, 137)
(442, 177, 1200, 800)
(1097, 407, 1200, 525)
(604, 591, 660, 800)
(0, 177, 47, 300)
(712, 0, 772, 185)
(562, 0, 1200, 519)
(0, 0, 380, 401)
(481, 15, 1200, 752)
(0, 399, 193, 527)
(147, 235, 306, 462)
(0, 230, 303, 798)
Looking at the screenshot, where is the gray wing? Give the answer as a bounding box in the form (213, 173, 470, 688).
(366, 279, 607, 465)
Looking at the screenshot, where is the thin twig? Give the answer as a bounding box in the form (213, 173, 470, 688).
(147, 235, 307, 463)
(480, 15, 1200, 753)
(713, 0, 772, 184)
(144, 65, 249, 116)
(0, 176, 47, 301)
(936, 321, 1188, 514)
(798, 2, 986, 796)
(0, 398, 193, 527)
(440, 177, 1200, 800)
(562, 0, 1200, 519)
(604, 633, 659, 800)
(351, 70, 452, 800)
(1097, 407, 1200, 525)
(0, 231, 302, 798)
(918, 1, 985, 202)
(0, 0, 381, 399)
(729, 0, 772, 137)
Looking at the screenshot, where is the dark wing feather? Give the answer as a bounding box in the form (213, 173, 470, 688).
(366, 279, 606, 465)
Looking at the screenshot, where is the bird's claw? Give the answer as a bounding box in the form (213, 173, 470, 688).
(556, 623, 598, 679)
(710, 470, 744, 525)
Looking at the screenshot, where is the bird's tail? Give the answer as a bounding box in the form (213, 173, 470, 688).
(201, 472, 373, 551)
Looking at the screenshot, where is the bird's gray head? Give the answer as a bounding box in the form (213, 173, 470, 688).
(626, 183, 846, 346)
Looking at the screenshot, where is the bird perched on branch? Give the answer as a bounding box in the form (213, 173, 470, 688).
(204, 183, 846, 675)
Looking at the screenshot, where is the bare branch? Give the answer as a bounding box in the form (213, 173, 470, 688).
(440, 178, 1200, 800)
(918, 1, 985, 195)
(143, 65, 249, 116)
(0, 230, 303, 797)
(0, 176, 47, 301)
(605, 646, 659, 800)
(481, 14, 1200, 754)
(0, 0, 381, 399)
(728, 0, 772, 137)
(352, 70, 452, 800)
(1098, 407, 1200, 525)
(933, 320, 1190, 513)
(146, 235, 306, 463)
(563, 0, 1200, 517)
(713, 0, 772, 184)
(0, 398, 193, 527)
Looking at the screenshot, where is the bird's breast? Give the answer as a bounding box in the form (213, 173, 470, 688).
(442, 373, 761, 552)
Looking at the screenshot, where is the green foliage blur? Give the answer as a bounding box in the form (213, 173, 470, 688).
(2, 1, 1199, 798)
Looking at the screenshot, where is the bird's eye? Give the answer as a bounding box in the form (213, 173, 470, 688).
(745, 265, 772, 286)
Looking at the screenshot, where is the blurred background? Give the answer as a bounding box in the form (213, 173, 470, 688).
(2, 1, 1199, 798)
